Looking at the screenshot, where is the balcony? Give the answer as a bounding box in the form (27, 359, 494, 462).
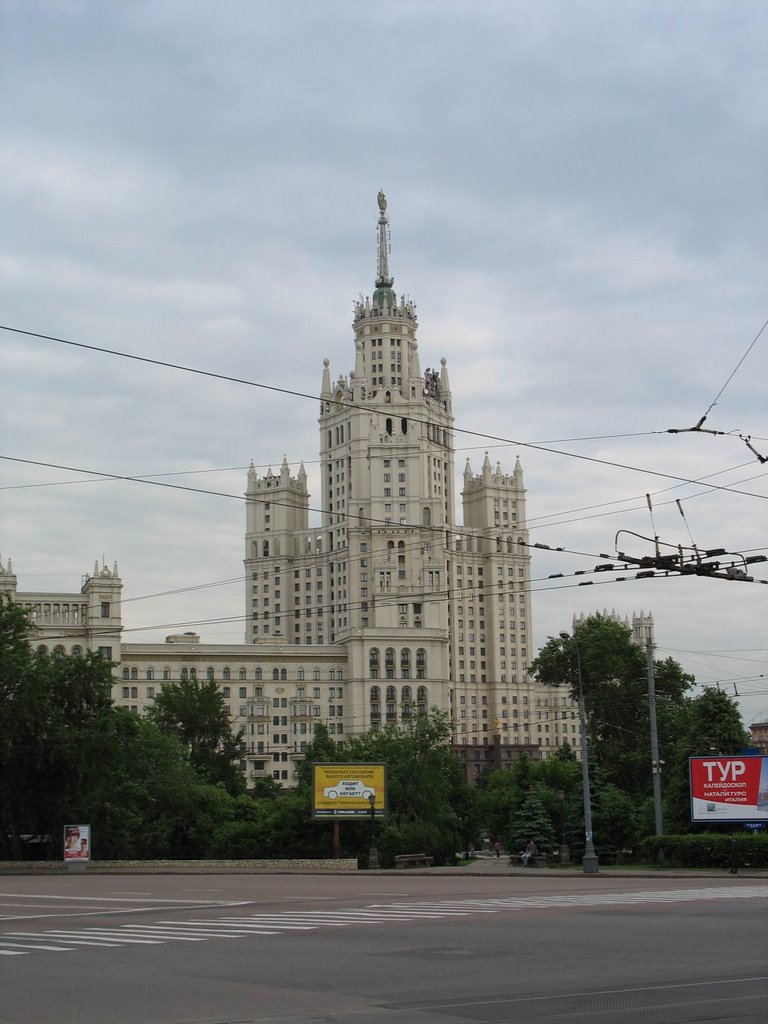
(290, 700, 314, 723)
(245, 701, 270, 722)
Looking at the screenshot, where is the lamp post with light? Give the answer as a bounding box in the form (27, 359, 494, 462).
(559, 630, 599, 875)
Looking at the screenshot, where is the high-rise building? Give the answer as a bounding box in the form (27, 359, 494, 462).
(573, 609, 655, 649)
(2, 194, 574, 786)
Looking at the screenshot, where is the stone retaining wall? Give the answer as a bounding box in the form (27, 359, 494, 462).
(0, 859, 358, 873)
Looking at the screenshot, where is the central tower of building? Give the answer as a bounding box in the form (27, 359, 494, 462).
(243, 194, 568, 768)
(318, 190, 454, 729)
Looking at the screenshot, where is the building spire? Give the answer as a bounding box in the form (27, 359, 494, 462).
(376, 190, 393, 288)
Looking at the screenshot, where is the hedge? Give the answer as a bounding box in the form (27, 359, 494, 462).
(640, 832, 768, 868)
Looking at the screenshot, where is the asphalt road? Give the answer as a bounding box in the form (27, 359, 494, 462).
(1, 872, 766, 1024)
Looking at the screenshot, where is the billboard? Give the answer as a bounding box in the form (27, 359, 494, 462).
(312, 763, 387, 819)
(690, 756, 768, 823)
(63, 824, 91, 862)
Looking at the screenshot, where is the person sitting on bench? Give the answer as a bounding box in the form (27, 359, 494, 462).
(521, 839, 538, 867)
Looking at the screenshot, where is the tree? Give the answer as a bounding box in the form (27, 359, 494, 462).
(479, 754, 535, 848)
(508, 792, 557, 853)
(0, 595, 116, 856)
(663, 688, 750, 832)
(530, 615, 693, 801)
(296, 713, 475, 866)
(146, 677, 245, 794)
(591, 779, 641, 856)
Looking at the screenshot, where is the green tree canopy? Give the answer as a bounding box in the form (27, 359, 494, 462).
(530, 615, 693, 800)
(296, 713, 475, 866)
(0, 595, 116, 856)
(146, 676, 245, 794)
(0, 597, 251, 859)
(663, 688, 750, 832)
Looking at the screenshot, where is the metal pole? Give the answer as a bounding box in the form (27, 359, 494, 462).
(561, 631, 599, 875)
(333, 820, 340, 860)
(646, 637, 664, 856)
(368, 794, 379, 869)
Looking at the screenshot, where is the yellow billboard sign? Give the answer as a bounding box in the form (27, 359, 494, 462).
(312, 763, 387, 819)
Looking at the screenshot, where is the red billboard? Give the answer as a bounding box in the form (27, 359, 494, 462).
(689, 756, 768, 823)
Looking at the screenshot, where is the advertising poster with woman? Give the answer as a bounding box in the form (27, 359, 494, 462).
(63, 825, 91, 862)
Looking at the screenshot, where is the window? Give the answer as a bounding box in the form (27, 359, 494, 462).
(400, 648, 411, 679)
(416, 648, 426, 679)
(385, 647, 395, 679)
(100, 601, 110, 618)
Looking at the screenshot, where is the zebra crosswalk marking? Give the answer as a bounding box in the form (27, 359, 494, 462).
(2, 885, 766, 959)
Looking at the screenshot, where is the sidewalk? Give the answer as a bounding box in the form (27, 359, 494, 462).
(424, 853, 768, 880)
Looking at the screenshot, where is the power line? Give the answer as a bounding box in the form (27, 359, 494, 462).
(700, 318, 768, 424)
(3, 323, 767, 500)
(30, 559, 700, 646)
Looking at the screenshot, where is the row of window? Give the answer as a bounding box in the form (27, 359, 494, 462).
(121, 666, 343, 681)
(369, 685, 428, 703)
(369, 647, 427, 679)
(36, 644, 114, 660)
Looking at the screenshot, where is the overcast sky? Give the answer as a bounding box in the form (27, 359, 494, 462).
(2, 1, 766, 727)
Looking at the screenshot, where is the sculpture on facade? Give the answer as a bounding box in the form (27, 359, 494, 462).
(423, 367, 440, 398)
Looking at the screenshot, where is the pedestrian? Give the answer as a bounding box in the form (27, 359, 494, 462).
(728, 834, 738, 875)
(494, 840, 501, 858)
(521, 839, 538, 867)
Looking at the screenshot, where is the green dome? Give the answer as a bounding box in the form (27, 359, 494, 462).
(372, 285, 395, 309)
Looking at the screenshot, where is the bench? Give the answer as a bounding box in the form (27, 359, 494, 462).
(509, 854, 547, 868)
(394, 853, 434, 869)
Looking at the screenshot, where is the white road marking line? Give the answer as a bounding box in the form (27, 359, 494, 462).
(107, 929, 207, 942)
(284, 896, 336, 901)
(0, 940, 75, 952)
(78, 931, 165, 944)
(0, 892, 237, 904)
(125, 925, 244, 938)
(6, 932, 122, 947)
(179, 919, 306, 932)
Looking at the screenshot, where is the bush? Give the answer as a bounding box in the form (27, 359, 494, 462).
(641, 832, 768, 868)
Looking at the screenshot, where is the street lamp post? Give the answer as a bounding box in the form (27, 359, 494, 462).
(368, 793, 379, 869)
(560, 631, 599, 875)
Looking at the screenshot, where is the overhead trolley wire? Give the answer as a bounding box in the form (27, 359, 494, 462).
(2, 323, 766, 501)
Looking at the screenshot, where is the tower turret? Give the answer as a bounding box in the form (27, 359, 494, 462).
(373, 189, 395, 309)
(0, 554, 18, 598)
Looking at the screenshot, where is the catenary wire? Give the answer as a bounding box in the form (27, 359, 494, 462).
(2, 323, 767, 501)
